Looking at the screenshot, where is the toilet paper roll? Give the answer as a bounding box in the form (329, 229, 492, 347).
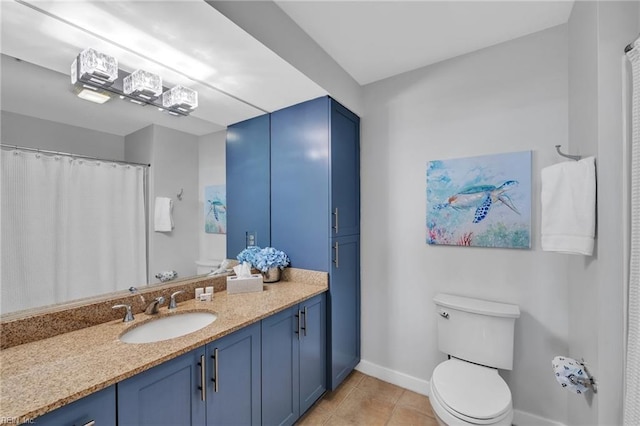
(552, 356, 590, 394)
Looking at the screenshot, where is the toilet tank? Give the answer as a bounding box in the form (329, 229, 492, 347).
(434, 293, 520, 370)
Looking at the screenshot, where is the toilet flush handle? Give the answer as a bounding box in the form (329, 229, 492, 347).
(439, 310, 449, 319)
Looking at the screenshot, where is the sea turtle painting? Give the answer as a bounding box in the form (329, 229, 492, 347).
(446, 180, 520, 223)
(426, 151, 531, 249)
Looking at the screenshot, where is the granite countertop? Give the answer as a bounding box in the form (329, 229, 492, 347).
(0, 272, 327, 423)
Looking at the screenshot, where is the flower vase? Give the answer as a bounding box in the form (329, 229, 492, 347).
(262, 267, 281, 283)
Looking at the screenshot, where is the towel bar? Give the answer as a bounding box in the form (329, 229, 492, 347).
(555, 145, 582, 161)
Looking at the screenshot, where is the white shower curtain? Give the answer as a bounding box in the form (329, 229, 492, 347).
(1, 149, 146, 313)
(625, 39, 640, 425)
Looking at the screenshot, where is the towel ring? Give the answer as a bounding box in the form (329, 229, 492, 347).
(177, 188, 183, 201)
(555, 145, 581, 161)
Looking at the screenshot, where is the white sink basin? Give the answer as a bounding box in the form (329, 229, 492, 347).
(120, 312, 217, 344)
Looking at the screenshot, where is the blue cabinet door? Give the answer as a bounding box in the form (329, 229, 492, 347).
(226, 114, 271, 258)
(271, 96, 330, 272)
(34, 385, 116, 426)
(271, 96, 361, 391)
(328, 235, 361, 390)
(206, 323, 261, 426)
(261, 306, 300, 426)
(299, 294, 326, 415)
(118, 349, 206, 426)
(330, 100, 360, 238)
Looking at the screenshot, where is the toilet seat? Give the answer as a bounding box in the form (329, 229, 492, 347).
(430, 358, 512, 424)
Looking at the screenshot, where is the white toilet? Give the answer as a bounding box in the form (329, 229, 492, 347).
(430, 293, 520, 426)
(195, 259, 222, 275)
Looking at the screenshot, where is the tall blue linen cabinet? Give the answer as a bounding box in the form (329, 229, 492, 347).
(226, 96, 361, 393)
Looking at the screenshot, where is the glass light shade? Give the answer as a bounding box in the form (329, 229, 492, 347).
(75, 48, 118, 84)
(162, 85, 198, 110)
(123, 69, 162, 99)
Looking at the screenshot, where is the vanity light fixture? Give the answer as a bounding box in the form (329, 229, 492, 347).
(70, 48, 198, 116)
(162, 85, 198, 112)
(71, 48, 118, 87)
(123, 69, 163, 101)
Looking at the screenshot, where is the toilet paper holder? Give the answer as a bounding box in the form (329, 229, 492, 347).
(569, 359, 597, 393)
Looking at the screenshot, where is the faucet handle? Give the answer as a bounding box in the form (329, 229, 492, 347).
(112, 304, 134, 322)
(169, 290, 186, 309)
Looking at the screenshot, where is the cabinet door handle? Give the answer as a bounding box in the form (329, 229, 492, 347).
(83, 421, 96, 426)
(332, 208, 339, 234)
(211, 348, 219, 392)
(295, 310, 302, 340)
(198, 354, 206, 401)
(333, 242, 339, 268)
(302, 306, 308, 337)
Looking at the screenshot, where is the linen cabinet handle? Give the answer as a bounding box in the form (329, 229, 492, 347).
(198, 354, 206, 401)
(211, 348, 219, 392)
(333, 242, 339, 268)
(332, 208, 339, 234)
(295, 310, 302, 340)
(302, 306, 308, 337)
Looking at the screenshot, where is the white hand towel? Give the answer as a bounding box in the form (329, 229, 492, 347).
(541, 156, 596, 255)
(154, 197, 174, 232)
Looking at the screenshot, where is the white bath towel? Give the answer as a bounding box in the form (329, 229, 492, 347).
(154, 197, 174, 232)
(541, 157, 596, 255)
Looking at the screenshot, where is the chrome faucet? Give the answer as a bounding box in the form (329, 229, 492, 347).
(145, 296, 165, 315)
(112, 304, 134, 322)
(169, 290, 186, 310)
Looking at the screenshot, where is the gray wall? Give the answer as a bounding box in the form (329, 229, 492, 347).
(1, 111, 124, 159)
(360, 25, 571, 424)
(125, 125, 199, 284)
(198, 130, 227, 264)
(568, 2, 639, 425)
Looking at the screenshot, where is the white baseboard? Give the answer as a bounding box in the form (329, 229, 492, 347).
(355, 359, 566, 426)
(355, 359, 431, 396)
(512, 410, 566, 426)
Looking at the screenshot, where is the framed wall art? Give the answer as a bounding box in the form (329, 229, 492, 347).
(204, 185, 227, 234)
(426, 151, 531, 249)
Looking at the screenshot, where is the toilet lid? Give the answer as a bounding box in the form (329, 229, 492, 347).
(431, 358, 512, 421)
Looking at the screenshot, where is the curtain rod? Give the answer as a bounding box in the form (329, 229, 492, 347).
(0, 143, 151, 168)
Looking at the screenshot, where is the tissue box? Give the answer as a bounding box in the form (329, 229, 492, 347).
(227, 274, 264, 294)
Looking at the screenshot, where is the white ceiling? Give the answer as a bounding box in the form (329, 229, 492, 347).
(1, 0, 574, 137)
(275, 1, 575, 85)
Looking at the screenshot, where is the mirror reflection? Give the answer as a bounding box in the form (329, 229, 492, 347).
(1, 0, 323, 315)
(1, 53, 229, 315)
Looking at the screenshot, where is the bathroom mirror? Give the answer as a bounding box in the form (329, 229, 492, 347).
(0, 0, 325, 316)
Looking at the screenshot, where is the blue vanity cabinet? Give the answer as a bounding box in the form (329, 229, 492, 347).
(117, 348, 206, 426)
(271, 96, 360, 390)
(205, 322, 261, 426)
(33, 385, 116, 426)
(226, 114, 271, 258)
(117, 325, 261, 426)
(261, 293, 326, 426)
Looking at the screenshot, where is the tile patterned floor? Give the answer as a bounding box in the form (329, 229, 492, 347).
(296, 371, 439, 426)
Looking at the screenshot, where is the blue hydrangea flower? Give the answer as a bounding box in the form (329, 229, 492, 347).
(254, 247, 290, 272)
(236, 246, 261, 266)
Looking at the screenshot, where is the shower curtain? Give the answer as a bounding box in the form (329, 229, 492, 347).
(1, 149, 146, 313)
(625, 39, 640, 425)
